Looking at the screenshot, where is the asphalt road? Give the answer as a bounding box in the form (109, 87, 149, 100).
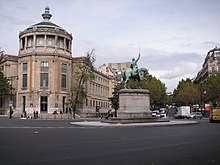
(0, 117, 220, 165)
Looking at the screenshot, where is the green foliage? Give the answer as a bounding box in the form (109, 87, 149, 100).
(68, 50, 95, 108)
(69, 85, 87, 108)
(142, 75, 168, 107)
(173, 78, 200, 106)
(0, 47, 4, 65)
(109, 83, 123, 110)
(0, 72, 11, 95)
(125, 73, 168, 107)
(202, 74, 220, 103)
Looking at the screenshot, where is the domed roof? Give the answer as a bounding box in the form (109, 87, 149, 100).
(26, 6, 64, 31)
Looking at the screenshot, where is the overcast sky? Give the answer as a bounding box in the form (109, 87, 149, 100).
(0, 0, 220, 92)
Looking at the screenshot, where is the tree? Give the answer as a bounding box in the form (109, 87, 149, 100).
(202, 74, 220, 103)
(173, 78, 200, 106)
(109, 83, 123, 110)
(124, 73, 168, 108)
(0, 72, 11, 95)
(142, 75, 168, 108)
(109, 72, 169, 110)
(0, 47, 4, 56)
(0, 47, 4, 62)
(68, 49, 95, 118)
(0, 48, 11, 95)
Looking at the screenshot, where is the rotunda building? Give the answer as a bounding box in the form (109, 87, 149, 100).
(17, 7, 73, 115)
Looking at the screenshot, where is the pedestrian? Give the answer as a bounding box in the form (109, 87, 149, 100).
(33, 111, 36, 119)
(9, 107, 13, 119)
(24, 111, 27, 118)
(114, 109, 117, 118)
(69, 107, 72, 114)
(36, 111, 38, 119)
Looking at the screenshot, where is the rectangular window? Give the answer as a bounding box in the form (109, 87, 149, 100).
(86, 98, 88, 106)
(66, 39, 69, 50)
(27, 36, 33, 47)
(23, 63, 27, 72)
(22, 74, 27, 88)
(40, 73, 48, 87)
(47, 38, 52, 46)
(37, 35, 44, 46)
(47, 35, 54, 46)
(61, 74, 66, 88)
(61, 63, 67, 73)
(212, 67, 215, 73)
(21, 38, 25, 50)
(57, 37, 64, 48)
(41, 61, 49, 68)
(41, 61, 49, 72)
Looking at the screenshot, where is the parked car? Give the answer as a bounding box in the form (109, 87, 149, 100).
(152, 110, 160, 118)
(152, 110, 166, 118)
(160, 112, 167, 118)
(187, 112, 203, 119)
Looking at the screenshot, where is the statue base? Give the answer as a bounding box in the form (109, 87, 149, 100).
(101, 89, 170, 124)
(117, 89, 152, 119)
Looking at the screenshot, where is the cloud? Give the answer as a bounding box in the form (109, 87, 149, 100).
(203, 41, 220, 46)
(160, 62, 200, 79)
(88, 44, 204, 92)
(0, 1, 37, 25)
(1, 0, 220, 93)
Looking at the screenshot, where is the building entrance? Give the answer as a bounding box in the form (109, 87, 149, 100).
(22, 96, 26, 113)
(40, 96, 48, 112)
(62, 96, 66, 113)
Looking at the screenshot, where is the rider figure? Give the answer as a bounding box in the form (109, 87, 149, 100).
(130, 53, 140, 75)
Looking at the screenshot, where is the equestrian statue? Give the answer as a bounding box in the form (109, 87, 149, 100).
(122, 53, 148, 89)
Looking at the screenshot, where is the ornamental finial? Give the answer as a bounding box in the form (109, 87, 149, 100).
(42, 6, 52, 21)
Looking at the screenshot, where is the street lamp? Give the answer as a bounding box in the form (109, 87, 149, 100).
(201, 89, 206, 115)
(7, 76, 18, 118)
(96, 104, 100, 117)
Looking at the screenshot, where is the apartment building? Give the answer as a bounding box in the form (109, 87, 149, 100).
(194, 47, 220, 84)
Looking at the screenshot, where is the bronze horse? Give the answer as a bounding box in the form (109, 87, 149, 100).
(122, 67, 148, 89)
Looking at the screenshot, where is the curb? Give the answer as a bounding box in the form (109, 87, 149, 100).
(70, 120, 199, 127)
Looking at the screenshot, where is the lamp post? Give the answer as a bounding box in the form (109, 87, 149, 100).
(7, 76, 18, 118)
(96, 104, 100, 117)
(201, 90, 206, 116)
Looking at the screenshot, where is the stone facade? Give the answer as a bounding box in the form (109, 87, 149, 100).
(117, 89, 151, 119)
(0, 7, 112, 117)
(96, 62, 132, 98)
(194, 47, 220, 84)
(16, 7, 73, 116)
(0, 55, 18, 115)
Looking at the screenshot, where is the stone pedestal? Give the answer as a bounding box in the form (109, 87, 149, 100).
(117, 89, 151, 119)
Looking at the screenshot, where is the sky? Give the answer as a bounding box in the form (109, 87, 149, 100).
(0, 0, 220, 93)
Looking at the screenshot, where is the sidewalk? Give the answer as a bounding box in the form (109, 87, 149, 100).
(0, 113, 75, 120)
